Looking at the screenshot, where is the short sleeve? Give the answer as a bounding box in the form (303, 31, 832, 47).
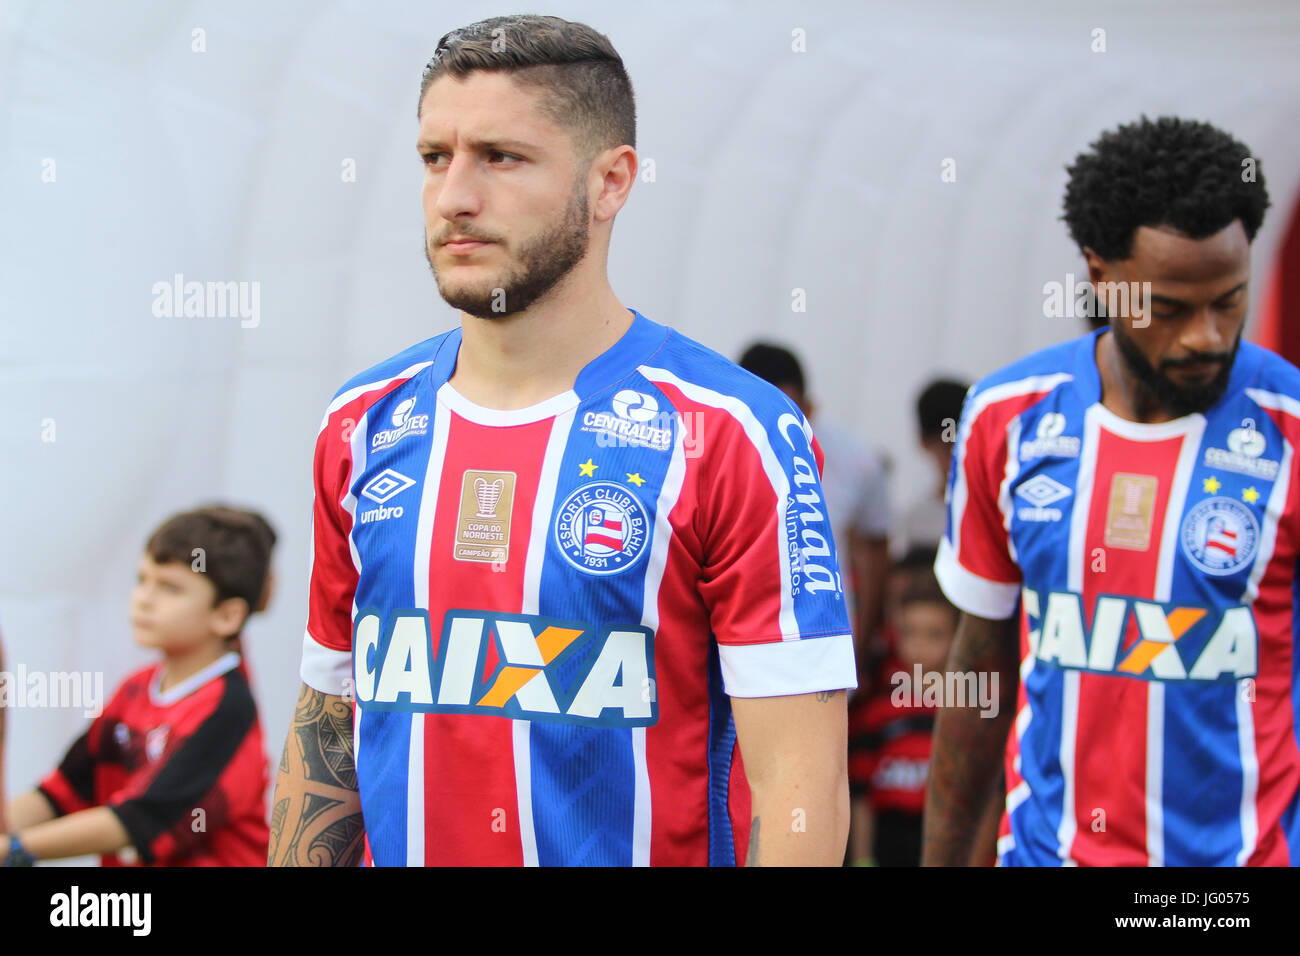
(934, 390, 1022, 620)
(697, 402, 857, 698)
(300, 410, 360, 696)
(38, 724, 101, 816)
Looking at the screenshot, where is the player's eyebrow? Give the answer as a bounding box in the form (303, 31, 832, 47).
(1148, 282, 1248, 308)
(416, 137, 538, 154)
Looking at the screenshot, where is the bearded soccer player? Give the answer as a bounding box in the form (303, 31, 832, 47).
(923, 116, 1295, 866)
(268, 15, 855, 867)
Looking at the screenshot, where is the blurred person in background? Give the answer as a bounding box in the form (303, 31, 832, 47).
(893, 378, 969, 559)
(848, 554, 954, 866)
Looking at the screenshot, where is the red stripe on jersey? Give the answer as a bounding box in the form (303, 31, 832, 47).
(1069, 428, 1184, 865)
(420, 411, 554, 866)
(309, 385, 409, 652)
(955, 393, 1051, 587)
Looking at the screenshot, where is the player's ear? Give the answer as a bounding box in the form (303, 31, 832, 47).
(212, 596, 251, 639)
(1082, 246, 1108, 286)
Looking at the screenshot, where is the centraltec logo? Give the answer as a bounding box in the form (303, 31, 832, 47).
(582, 389, 673, 451)
(1019, 412, 1080, 461)
(372, 397, 430, 450)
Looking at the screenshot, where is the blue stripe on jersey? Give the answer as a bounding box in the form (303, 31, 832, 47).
(705, 641, 737, 866)
(334, 329, 454, 398)
(1013, 665, 1068, 865)
(530, 373, 676, 866)
(351, 377, 439, 866)
(1162, 682, 1243, 864)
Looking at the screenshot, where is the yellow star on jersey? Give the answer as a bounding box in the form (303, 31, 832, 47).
(1243, 486, 1261, 504)
(1202, 475, 1221, 494)
(626, 472, 646, 487)
(578, 458, 597, 477)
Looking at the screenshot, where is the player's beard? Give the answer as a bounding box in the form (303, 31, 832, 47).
(425, 178, 590, 319)
(1109, 318, 1240, 418)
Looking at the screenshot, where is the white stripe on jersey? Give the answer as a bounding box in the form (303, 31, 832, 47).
(515, 408, 575, 868)
(511, 720, 536, 867)
(1155, 415, 1204, 601)
(1057, 671, 1080, 867)
(1145, 682, 1165, 866)
(631, 413, 690, 866)
(405, 398, 452, 866)
(1068, 407, 1102, 594)
(318, 361, 434, 431)
(1243, 426, 1293, 604)
(1236, 684, 1259, 865)
(999, 416, 1023, 564)
(639, 364, 800, 642)
(1151, 417, 1201, 865)
(1246, 387, 1300, 422)
(344, 407, 371, 838)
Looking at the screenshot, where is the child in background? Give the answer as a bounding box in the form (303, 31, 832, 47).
(1, 506, 275, 866)
(848, 552, 956, 866)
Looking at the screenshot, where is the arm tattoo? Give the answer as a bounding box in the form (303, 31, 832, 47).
(745, 816, 761, 867)
(268, 684, 365, 866)
(922, 614, 1017, 866)
(815, 690, 841, 703)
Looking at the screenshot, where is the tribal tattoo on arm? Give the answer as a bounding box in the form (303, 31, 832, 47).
(268, 683, 365, 867)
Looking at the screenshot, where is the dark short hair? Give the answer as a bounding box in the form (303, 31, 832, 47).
(146, 506, 277, 637)
(738, 342, 806, 394)
(418, 15, 636, 166)
(917, 379, 968, 440)
(896, 560, 957, 621)
(1062, 115, 1270, 261)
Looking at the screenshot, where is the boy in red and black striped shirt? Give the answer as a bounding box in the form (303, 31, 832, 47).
(2, 507, 274, 866)
(848, 553, 956, 866)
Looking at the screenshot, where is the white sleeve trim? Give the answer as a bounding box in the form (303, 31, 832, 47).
(935, 537, 1020, 620)
(300, 628, 353, 696)
(718, 633, 857, 698)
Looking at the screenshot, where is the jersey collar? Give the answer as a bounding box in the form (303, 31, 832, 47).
(150, 651, 241, 707)
(431, 309, 670, 426)
(1075, 325, 1262, 421)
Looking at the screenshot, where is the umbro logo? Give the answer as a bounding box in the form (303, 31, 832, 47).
(1015, 474, 1071, 522)
(358, 469, 417, 524)
(361, 469, 416, 504)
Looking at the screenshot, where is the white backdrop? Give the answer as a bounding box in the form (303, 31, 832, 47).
(4, 0, 1300, 842)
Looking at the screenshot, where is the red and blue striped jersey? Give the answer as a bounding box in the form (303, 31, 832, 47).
(300, 310, 857, 866)
(937, 328, 1300, 866)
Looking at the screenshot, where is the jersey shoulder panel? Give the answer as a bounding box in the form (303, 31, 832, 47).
(965, 333, 1082, 409)
(1242, 341, 1300, 406)
(332, 330, 456, 402)
(646, 327, 804, 420)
